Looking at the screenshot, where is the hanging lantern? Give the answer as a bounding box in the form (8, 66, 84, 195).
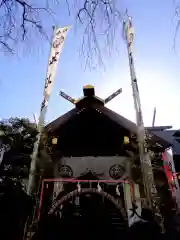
(52, 137, 58, 145)
(124, 136, 130, 144)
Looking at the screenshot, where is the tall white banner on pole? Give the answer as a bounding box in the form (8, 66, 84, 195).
(40, 26, 70, 130)
(0, 147, 5, 166)
(123, 16, 164, 231)
(27, 26, 70, 195)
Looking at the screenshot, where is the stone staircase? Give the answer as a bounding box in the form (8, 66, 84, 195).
(24, 189, 129, 239)
(109, 206, 128, 238)
(24, 221, 37, 240)
(105, 184, 128, 237)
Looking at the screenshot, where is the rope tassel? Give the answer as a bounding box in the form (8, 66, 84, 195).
(97, 182, 102, 192)
(77, 182, 81, 192)
(116, 184, 121, 196)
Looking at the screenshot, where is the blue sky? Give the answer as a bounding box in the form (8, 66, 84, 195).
(0, 0, 180, 129)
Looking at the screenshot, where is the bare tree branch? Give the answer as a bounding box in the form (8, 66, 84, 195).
(173, 0, 180, 50)
(0, 0, 124, 68)
(65, 0, 71, 16)
(74, 0, 124, 68)
(0, 0, 55, 53)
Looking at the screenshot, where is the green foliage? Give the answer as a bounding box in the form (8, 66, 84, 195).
(0, 117, 52, 180)
(0, 117, 37, 149)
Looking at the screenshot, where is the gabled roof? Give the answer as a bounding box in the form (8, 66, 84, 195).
(45, 105, 172, 149)
(173, 129, 180, 137)
(46, 85, 172, 150)
(146, 126, 172, 131)
(97, 105, 137, 133)
(146, 131, 171, 149)
(45, 105, 137, 135)
(46, 108, 78, 133)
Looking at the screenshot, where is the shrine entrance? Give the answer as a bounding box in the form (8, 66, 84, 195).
(50, 191, 116, 240)
(34, 180, 128, 240)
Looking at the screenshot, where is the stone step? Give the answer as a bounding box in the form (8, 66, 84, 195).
(109, 206, 128, 233)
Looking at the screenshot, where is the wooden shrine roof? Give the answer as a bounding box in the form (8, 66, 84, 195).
(45, 85, 171, 150)
(45, 105, 137, 135)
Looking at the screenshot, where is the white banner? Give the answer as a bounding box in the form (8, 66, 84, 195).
(124, 16, 158, 212)
(0, 146, 5, 166)
(39, 26, 70, 129)
(123, 17, 134, 53)
(27, 26, 70, 195)
(123, 183, 141, 226)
